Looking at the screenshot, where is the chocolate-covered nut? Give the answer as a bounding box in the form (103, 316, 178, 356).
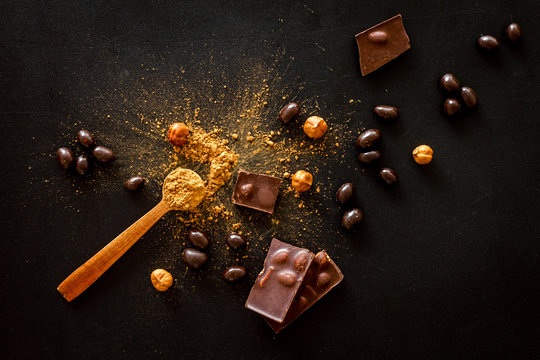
(374, 105, 398, 120)
(342, 208, 363, 230)
(379, 167, 398, 185)
(187, 229, 209, 249)
(440, 74, 460, 92)
(92, 146, 115, 164)
(368, 30, 387, 44)
(124, 176, 145, 191)
(443, 98, 461, 117)
(222, 266, 246, 282)
(316, 272, 331, 288)
(56, 147, 74, 169)
(358, 150, 381, 164)
(272, 249, 289, 263)
(293, 251, 310, 272)
(478, 35, 499, 50)
(460, 87, 478, 108)
(336, 182, 354, 204)
(506, 23, 521, 42)
(75, 155, 89, 175)
(76, 129, 95, 148)
(182, 248, 208, 269)
(277, 271, 296, 287)
(355, 129, 381, 149)
(279, 102, 301, 124)
(226, 233, 246, 249)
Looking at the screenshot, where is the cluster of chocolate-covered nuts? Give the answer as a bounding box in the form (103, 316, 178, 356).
(56, 129, 115, 176)
(477, 22, 521, 51)
(440, 74, 478, 117)
(279, 102, 328, 139)
(336, 183, 362, 230)
(355, 128, 398, 186)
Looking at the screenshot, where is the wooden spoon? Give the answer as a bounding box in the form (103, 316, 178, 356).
(57, 168, 205, 302)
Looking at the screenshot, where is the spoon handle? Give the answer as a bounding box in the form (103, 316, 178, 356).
(57, 200, 170, 302)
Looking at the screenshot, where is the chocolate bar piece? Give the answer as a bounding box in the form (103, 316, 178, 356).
(355, 14, 411, 76)
(245, 238, 314, 323)
(264, 251, 344, 333)
(232, 170, 281, 214)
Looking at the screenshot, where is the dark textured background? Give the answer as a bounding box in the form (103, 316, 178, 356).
(1, 0, 539, 359)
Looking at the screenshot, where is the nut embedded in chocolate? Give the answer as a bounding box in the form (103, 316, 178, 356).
(355, 14, 411, 76)
(232, 170, 281, 214)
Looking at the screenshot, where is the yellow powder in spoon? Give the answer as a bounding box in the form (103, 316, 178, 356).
(162, 168, 205, 211)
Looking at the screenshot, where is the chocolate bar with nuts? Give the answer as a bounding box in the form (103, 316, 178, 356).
(245, 238, 314, 323)
(264, 250, 344, 333)
(232, 170, 281, 214)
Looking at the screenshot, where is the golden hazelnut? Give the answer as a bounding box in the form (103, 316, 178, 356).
(303, 116, 327, 139)
(412, 145, 433, 165)
(150, 269, 173, 291)
(167, 122, 189, 147)
(291, 170, 313, 192)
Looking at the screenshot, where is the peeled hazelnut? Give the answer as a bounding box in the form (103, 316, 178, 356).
(291, 170, 313, 192)
(303, 116, 327, 139)
(150, 269, 173, 291)
(412, 145, 433, 165)
(167, 122, 189, 147)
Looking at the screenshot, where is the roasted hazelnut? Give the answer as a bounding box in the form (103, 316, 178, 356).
(303, 116, 327, 139)
(412, 145, 433, 165)
(291, 170, 313, 192)
(168, 122, 189, 147)
(150, 269, 173, 291)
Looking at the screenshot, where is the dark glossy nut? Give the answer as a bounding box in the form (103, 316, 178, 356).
(342, 208, 363, 230)
(92, 146, 115, 164)
(355, 129, 381, 149)
(182, 248, 208, 269)
(374, 105, 398, 120)
(168, 122, 189, 147)
(187, 229, 209, 249)
(316, 272, 331, 288)
(293, 251, 310, 272)
(460, 87, 478, 108)
(222, 266, 246, 282)
(440, 74, 460, 92)
(368, 30, 387, 44)
(336, 182, 354, 204)
(76, 129, 95, 148)
(443, 98, 461, 116)
(279, 102, 301, 124)
(379, 167, 398, 185)
(75, 155, 89, 175)
(478, 35, 499, 50)
(124, 176, 145, 191)
(272, 249, 289, 263)
(277, 271, 296, 287)
(506, 23, 521, 42)
(56, 147, 74, 169)
(358, 150, 381, 164)
(226, 233, 246, 249)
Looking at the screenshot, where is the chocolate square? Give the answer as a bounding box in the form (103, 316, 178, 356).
(245, 238, 314, 323)
(264, 251, 344, 333)
(232, 170, 281, 214)
(355, 14, 411, 76)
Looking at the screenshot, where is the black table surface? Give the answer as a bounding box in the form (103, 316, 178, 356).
(2, 1, 539, 359)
